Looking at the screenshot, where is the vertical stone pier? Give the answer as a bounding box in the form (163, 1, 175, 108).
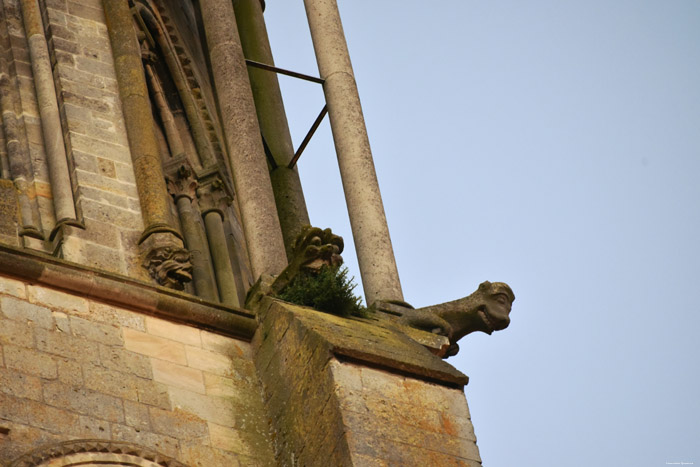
(234, 0, 311, 259)
(198, 0, 287, 279)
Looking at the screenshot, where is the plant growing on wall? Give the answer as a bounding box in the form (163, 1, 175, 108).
(277, 265, 368, 318)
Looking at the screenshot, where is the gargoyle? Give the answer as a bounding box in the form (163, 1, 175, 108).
(245, 225, 344, 308)
(142, 246, 193, 290)
(399, 281, 515, 357)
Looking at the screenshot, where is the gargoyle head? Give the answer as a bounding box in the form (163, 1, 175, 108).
(399, 280, 515, 358)
(142, 246, 193, 290)
(474, 281, 515, 335)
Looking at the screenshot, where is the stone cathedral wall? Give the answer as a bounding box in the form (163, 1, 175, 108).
(0, 272, 274, 466)
(0, 254, 483, 466)
(0, 0, 489, 464)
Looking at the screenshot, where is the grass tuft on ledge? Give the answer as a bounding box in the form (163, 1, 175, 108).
(277, 266, 369, 318)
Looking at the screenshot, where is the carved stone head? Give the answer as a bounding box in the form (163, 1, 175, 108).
(142, 246, 193, 290)
(475, 281, 515, 335)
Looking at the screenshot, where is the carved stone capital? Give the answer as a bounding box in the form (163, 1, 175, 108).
(166, 164, 198, 201)
(196, 174, 231, 214)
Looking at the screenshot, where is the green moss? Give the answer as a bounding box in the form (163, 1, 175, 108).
(277, 266, 370, 318)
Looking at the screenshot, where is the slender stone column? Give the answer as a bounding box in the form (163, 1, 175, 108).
(303, 0, 404, 304)
(20, 0, 78, 232)
(233, 0, 310, 259)
(144, 61, 186, 160)
(198, 0, 287, 279)
(0, 6, 42, 239)
(167, 167, 219, 302)
(203, 211, 240, 307)
(198, 179, 240, 307)
(0, 124, 9, 180)
(102, 0, 181, 245)
(142, 8, 217, 168)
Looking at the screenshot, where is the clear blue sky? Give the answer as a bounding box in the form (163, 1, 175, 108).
(264, 2, 700, 465)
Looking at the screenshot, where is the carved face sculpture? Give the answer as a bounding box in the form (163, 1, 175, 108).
(477, 281, 515, 334)
(143, 247, 193, 290)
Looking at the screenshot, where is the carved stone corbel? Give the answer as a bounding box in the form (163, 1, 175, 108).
(141, 243, 192, 290)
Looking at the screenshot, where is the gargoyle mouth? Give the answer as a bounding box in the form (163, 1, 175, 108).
(478, 307, 496, 334)
(167, 268, 192, 282)
(478, 306, 509, 334)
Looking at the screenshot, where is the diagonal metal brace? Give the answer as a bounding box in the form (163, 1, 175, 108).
(288, 105, 328, 169)
(245, 59, 324, 84)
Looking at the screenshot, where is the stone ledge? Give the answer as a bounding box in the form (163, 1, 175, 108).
(260, 298, 469, 387)
(0, 244, 256, 340)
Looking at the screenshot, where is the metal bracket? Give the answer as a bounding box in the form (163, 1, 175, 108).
(245, 59, 327, 168)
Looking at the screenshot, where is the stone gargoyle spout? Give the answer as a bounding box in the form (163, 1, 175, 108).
(399, 281, 515, 357)
(245, 225, 344, 309)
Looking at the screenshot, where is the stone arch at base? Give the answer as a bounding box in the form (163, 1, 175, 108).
(8, 440, 189, 467)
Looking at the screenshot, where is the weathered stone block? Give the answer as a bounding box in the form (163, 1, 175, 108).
(201, 330, 252, 359)
(184, 345, 234, 377)
(72, 149, 97, 174)
(208, 422, 255, 457)
(15, 395, 83, 434)
(149, 407, 208, 441)
(0, 367, 43, 401)
(151, 358, 205, 394)
(36, 327, 100, 363)
(75, 55, 113, 76)
(1, 296, 53, 329)
(0, 421, 63, 464)
(122, 399, 151, 432)
(82, 364, 139, 401)
(168, 386, 244, 427)
(0, 276, 25, 298)
(71, 415, 112, 440)
(133, 378, 171, 410)
(115, 161, 137, 184)
(52, 311, 71, 333)
(43, 380, 125, 423)
(0, 317, 35, 348)
(89, 302, 146, 331)
(146, 317, 201, 347)
(70, 132, 131, 163)
(56, 358, 83, 386)
(123, 328, 187, 365)
(78, 185, 130, 210)
(202, 372, 242, 398)
(97, 344, 151, 379)
(348, 430, 480, 466)
(110, 423, 180, 458)
(67, 1, 104, 23)
(81, 199, 143, 229)
(178, 441, 243, 467)
(4, 345, 57, 378)
(70, 315, 123, 345)
(343, 410, 477, 459)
